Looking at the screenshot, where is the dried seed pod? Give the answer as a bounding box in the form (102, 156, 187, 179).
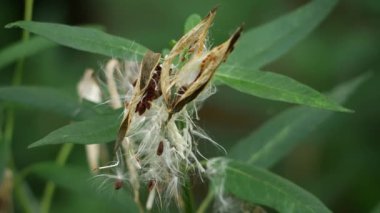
(160, 8, 217, 106)
(139, 51, 161, 91)
(115, 113, 131, 151)
(135, 65, 162, 115)
(86, 8, 244, 210)
(170, 26, 243, 114)
(115, 51, 162, 150)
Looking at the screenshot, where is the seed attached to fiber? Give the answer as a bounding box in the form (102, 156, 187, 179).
(148, 179, 156, 192)
(156, 141, 164, 156)
(114, 179, 123, 190)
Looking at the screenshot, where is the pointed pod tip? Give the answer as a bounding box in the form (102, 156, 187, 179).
(227, 25, 244, 54)
(205, 6, 219, 19)
(210, 5, 220, 13)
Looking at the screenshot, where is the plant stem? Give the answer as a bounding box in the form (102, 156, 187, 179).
(2, 109, 13, 162)
(13, 174, 36, 213)
(13, 0, 33, 86)
(2, 0, 34, 212)
(3, 0, 34, 147)
(196, 189, 214, 213)
(40, 143, 74, 213)
(183, 177, 194, 213)
(56, 144, 75, 166)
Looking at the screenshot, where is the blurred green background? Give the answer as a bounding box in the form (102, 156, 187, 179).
(1, 0, 379, 212)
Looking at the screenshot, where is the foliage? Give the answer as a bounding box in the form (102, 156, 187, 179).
(0, 0, 376, 212)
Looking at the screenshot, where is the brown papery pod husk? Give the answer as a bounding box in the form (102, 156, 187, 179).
(171, 26, 243, 114)
(139, 51, 161, 91)
(160, 9, 217, 106)
(114, 51, 161, 151)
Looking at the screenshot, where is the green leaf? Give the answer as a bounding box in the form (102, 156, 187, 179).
(6, 21, 148, 59)
(29, 113, 120, 148)
(0, 37, 55, 70)
(0, 86, 95, 119)
(184, 14, 202, 33)
(209, 159, 331, 213)
(215, 65, 351, 112)
(227, 0, 337, 69)
(28, 162, 137, 212)
(370, 202, 380, 213)
(228, 73, 370, 168)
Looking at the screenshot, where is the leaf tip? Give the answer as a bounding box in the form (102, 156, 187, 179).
(339, 107, 355, 113)
(5, 21, 28, 29)
(334, 98, 357, 113)
(330, 104, 354, 113)
(4, 22, 17, 29)
(28, 141, 41, 149)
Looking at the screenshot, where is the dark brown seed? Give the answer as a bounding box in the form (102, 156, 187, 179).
(156, 141, 164, 156)
(135, 68, 162, 115)
(114, 179, 123, 190)
(148, 180, 156, 192)
(177, 86, 187, 96)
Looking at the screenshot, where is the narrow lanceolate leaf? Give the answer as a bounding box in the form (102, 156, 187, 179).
(227, 0, 338, 69)
(29, 113, 120, 148)
(0, 37, 55, 70)
(184, 14, 202, 33)
(229, 73, 370, 168)
(216, 65, 351, 112)
(0, 86, 95, 119)
(6, 21, 148, 59)
(29, 163, 137, 212)
(209, 159, 331, 213)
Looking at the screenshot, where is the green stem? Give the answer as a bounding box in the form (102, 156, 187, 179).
(13, 0, 33, 85)
(12, 164, 37, 213)
(3, 109, 14, 161)
(3, 0, 34, 164)
(22, 0, 34, 40)
(2, 0, 34, 212)
(183, 178, 194, 213)
(40, 143, 74, 213)
(56, 143, 75, 166)
(13, 0, 33, 86)
(196, 189, 214, 213)
(13, 174, 35, 213)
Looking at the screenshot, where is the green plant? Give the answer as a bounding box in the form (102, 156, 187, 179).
(0, 0, 372, 212)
